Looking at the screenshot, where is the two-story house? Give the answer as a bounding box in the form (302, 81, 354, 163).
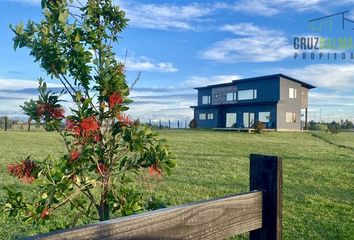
(190, 74, 316, 130)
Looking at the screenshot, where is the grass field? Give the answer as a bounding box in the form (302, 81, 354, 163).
(0, 130, 353, 239)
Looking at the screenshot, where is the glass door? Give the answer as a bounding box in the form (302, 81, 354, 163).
(226, 113, 237, 128)
(243, 112, 255, 128)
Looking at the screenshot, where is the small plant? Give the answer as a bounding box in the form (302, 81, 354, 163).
(188, 119, 198, 129)
(1, 0, 175, 228)
(254, 121, 264, 134)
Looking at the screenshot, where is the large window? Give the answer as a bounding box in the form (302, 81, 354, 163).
(259, 112, 271, 122)
(199, 113, 206, 120)
(226, 92, 237, 101)
(202, 95, 211, 104)
(286, 112, 296, 123)
(289, 88, 297, 99)
(238, 89, 257, 100)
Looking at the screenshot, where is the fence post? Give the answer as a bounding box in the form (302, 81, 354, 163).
(250, 154, 282, 240)
(4, 116, 8, 131)
(168, 120, 171, 129)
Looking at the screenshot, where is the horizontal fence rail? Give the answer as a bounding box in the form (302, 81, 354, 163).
(31, 192, 262, 240)
(28, 154, 282, 240)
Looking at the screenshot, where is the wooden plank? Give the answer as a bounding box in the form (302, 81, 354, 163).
(28, 191, 263, 240)
(249, 154, 283, 240)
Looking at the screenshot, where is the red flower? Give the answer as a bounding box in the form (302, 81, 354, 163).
(50, 107, 65, 119)
(7, 159, 37, 184)
(69, 150, 80, 162)
(40, 207, 50, 219)
(117, 114, 133, 126)
(96, 163, 108, 176)
(109, 92, 123, 109)
(149, 164, 162, 177)
(66, 119, 80, 136)
(36, 104, 46, 116)
(81, 116, 99, 132)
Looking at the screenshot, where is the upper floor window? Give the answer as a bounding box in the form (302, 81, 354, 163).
(226, 92, 237, 101)
(289, 88, 297, 99)
(202, 95, 211, 104)
(238, 89, 257, 100)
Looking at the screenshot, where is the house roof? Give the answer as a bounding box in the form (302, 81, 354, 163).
(194, 74, 316, 90)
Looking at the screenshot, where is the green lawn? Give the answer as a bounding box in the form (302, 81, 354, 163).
(310, 130, 354, 149)
(0, 130, 353, 239)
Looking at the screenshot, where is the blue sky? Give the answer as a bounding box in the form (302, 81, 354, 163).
(0, 0, 354, 124)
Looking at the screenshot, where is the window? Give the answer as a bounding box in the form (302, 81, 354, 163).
(226, 92, 237, 101)
(199, 113, 206, 120)
(289, 88, 297, 99)
(286, 112, 296, 123)
(259, 112, 271, 122)
(207, 113, 214, 120)
(238, 89, 257, 100)
(202, 95, 211, 104)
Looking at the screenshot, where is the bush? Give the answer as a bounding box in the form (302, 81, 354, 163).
(327, 121, 341, 134)
(189, 119, 198, 129)
(254, 121, 264, 134)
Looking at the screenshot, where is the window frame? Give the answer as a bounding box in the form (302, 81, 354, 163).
(285, 112, 296, 123)
(259, 112, 271, 123)
(238, 89, 257, 100)
(289, 88, 297, 99)
(202, 95, 211, 104)
(199, 113, 206, 120)
(226, 92, 237, 102)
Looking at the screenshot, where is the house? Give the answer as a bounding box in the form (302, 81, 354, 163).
(190, 74, 316, 130)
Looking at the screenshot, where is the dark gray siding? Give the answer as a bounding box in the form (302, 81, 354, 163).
(212, 85, 237, 105)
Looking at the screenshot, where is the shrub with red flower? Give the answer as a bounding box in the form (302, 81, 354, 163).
(109, 92, 123, 109)
(40, 207, 50, 219)
(7, 158, 38, 184)
(2, 0, 175, 227)
(149, 164, 162, 177)
(69, 150, 80, 162)
(49, 107, 65, 119)
(117, 114, 133, 126)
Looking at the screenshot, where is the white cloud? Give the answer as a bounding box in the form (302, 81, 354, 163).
(121, 56, 177, 73)
(182, 75, 241, 87)
(230, 0, 324, 17)
(0, 78, 61, 90)
(8, 0, 40, 5)
(282, 64, 354, 90)
(115, 1, 215, 30)
(200, 23, 293, 63)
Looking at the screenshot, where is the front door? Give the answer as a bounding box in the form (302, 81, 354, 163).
(243, 112, 255, 128)
(226, 113, 237, 128)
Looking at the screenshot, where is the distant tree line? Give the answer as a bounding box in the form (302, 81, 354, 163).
(308, 119, 354, 134)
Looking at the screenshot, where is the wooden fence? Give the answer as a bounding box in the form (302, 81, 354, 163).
(28, 154, 282, 240)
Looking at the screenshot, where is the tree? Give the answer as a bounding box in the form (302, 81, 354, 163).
(1, 0, 175, 227)
(21, 99, 41, 131)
